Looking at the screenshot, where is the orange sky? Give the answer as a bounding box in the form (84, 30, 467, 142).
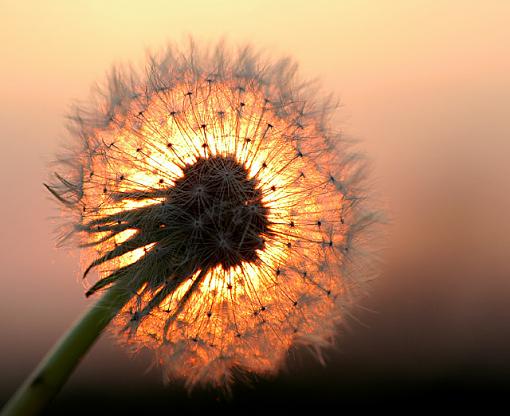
(1, 0, 510, 396)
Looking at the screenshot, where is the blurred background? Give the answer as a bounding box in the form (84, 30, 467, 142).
(1, 0, 509, 413)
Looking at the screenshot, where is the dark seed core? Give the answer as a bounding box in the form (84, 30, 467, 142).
(167, 155, 270, 270)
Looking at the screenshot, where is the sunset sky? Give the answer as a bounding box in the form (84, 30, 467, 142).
(1, 0, 510, 411)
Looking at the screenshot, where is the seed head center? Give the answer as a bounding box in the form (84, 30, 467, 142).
(168, 155, 269, 270)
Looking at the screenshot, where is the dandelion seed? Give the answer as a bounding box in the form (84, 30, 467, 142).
(46, 41, 378, 390)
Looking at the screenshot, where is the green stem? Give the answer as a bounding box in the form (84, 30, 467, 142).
(1, 282, 133, 416)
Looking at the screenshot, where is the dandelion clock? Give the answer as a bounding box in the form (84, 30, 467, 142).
(1, 41, 379, 415)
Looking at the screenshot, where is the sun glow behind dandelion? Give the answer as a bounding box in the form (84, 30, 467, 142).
(46, 43, 376, 389)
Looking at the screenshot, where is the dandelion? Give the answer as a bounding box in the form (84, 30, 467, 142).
(2, 40, 378, 415)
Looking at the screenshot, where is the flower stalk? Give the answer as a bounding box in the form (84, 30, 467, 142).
(1, 282, 134, 416)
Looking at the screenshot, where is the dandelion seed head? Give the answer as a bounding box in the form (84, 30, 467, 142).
(47, 41, 379, 390)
